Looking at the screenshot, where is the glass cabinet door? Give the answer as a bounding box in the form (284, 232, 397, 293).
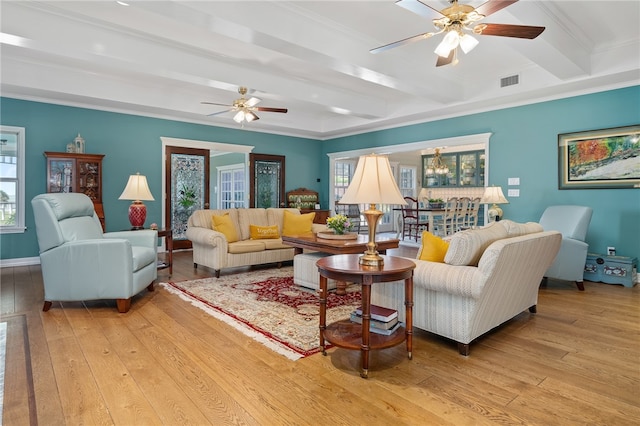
(422, 153, 457, 187)
(423, 150, 485, 187)
(77, 159, 101, 201)
(47, 158, 76, 193)
(459, 153, 477, 186)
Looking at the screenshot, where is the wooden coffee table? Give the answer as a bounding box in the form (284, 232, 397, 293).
(282, 233, 400, 256)
(282, 233, 400, 294)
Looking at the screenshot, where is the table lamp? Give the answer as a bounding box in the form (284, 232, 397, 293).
(481, 186, 508, 222)
(339, 154, 407, 268)
(119, 173, 154, 229)
(418, 188, 430, 207)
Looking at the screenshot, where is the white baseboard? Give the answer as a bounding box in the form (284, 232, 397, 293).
(0, 256, 40, 267)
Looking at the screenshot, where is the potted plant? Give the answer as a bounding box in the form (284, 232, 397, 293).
(326, 214, 353, 235)
(428, 198, 444, 209)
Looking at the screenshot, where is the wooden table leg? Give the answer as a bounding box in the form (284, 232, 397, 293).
(405, 275, 414, 360)
(336, 281, 347, 295)
(360, 276, 372, 378)
(319, 274, 328, 355)
(167, 231, 173, 276)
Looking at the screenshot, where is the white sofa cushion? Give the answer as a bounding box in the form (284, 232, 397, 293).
(444, 223, 508, 266)
(500, 220, 543, 237)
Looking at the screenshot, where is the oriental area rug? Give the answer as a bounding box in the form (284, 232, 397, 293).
(159, 267, 361, 360)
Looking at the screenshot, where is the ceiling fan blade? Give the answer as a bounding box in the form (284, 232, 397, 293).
(476, 23, 545, 39)
(201, 101, 232, 107)
(474, 0, 518, 18)
(255, 107, 288, 113)
(396, 0, 445, 20)
(246, 96, 261, 107)
(370, 31, 435, 54)
(436, 49, 455, 67)
(207, 109, 233, 117)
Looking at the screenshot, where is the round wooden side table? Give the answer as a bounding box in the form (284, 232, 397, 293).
(316, 254, 415, 378)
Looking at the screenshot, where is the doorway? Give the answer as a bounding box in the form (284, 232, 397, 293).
(249, 153, 286, 208)
(328, 133, 491, 234)
(165, 146, 210, 250)
(160, 137, 254, 249)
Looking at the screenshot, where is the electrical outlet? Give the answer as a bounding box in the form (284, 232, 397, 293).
(607, 246, 616, 256)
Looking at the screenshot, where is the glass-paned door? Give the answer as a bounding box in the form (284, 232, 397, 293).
(398, 166, 417, 198)
(218, 164, 245, 209)
(249, 154, 285, 208)
(334, 159, 362, 229)
(166, 146, 210, 249)
(334, 160, 357, 201)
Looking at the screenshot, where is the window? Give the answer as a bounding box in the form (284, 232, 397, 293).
(0, 126, 25, 234)
(398, 165, 417, 198)
(218, 164, 245, 209)
(334, 160, 357, 201)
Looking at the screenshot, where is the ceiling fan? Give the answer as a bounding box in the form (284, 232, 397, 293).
(371, 0, 545, 66)
(202, 87, 288, 124)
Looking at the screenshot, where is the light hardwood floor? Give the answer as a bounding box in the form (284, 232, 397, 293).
(1, 246, 639, 425)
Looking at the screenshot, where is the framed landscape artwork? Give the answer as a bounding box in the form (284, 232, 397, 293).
(558, 125, 640, 189)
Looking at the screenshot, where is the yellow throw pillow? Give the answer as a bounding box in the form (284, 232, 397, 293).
(212, 213, 239, 243)
(419, 231, 450, 263)
(250, 224, 280, 240)
(282, 210, 315, 236)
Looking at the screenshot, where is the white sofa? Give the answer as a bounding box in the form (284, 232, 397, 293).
(186, 208, 326, 277)
(371, 220, 562, 355)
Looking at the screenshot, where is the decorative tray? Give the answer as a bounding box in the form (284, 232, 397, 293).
(317, 231, 358, 240)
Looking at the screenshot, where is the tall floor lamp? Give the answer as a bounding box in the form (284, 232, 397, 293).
(339, 154, 407, 268)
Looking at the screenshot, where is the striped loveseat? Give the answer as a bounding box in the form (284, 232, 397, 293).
(371, 220, 562, 355)
(186, 208, 326, 277)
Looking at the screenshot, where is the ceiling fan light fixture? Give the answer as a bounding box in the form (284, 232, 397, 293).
(459, 33, 478, 54)
(434, 30, 459, 58)
(245, 111, 259, 122)
(233, 110, 245, 123)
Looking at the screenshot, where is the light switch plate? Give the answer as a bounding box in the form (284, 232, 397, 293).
(508, 177, 520, 185)
(508, 189, 520, 197)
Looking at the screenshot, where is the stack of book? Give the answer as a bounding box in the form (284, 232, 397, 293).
(350, 305, 402, 335)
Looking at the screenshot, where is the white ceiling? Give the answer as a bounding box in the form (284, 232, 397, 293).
(1, 0, 639, 140)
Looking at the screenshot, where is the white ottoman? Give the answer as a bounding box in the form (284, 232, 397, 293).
(293, 252, 337, 291)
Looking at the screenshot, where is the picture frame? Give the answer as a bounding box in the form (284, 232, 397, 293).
(558, 125, 640, 189)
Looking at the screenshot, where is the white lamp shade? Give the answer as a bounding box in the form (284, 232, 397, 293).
(233, 110, 245, 123)
(119, 173, 155, 201)
(418, 188, 429, 202)
(339, 154, 407, 206)
(459, 34, 479, 54)
(434, 30, 459, 58)
(481, 186, 508, 204)
(245, 111, 259, 122)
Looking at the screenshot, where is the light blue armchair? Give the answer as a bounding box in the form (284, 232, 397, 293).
(31, 193, 158, 313)
(539, 205, 593, 291)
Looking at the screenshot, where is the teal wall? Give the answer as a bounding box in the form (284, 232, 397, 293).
(2, 86, 639, 262)
(0, 98, 323, 260)
(321, 86, 640, 262)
